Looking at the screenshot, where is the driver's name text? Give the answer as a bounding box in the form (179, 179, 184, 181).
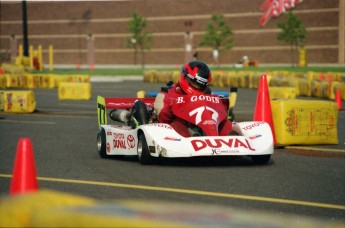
(176, 95, 220, 104)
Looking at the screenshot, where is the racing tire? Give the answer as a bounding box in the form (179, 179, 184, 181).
(251, 155, 271, 164)
(97, 128, 108, 158)
(137, 133, 154, 165)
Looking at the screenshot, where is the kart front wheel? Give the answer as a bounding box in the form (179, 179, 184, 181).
(251, 155, 271, 164)
(97, 128, 108, 158)
(137, 133, 154, 165)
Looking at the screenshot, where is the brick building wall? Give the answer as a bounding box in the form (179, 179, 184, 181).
(0, 0, 344, 66)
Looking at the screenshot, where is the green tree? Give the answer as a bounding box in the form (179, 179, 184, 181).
(199, 14, 233, 66)
(126, 12, 152, 69)
(277, 11, 307, 67)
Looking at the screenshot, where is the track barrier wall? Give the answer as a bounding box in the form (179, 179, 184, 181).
(143, 70, 345, 100)
(0, 64, 91, 110)
(0, 65, 343, 144)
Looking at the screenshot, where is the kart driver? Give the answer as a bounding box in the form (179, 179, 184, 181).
(154, 61, 233, 137)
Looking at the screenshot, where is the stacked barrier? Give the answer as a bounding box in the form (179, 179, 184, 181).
(143, 70, 345, 100)
(0, 64, 92, 112)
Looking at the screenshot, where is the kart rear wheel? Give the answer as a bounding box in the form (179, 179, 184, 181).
(251, 155, 271, 164)
(97, 128, 108, 158)
(137, 133, 154, 165)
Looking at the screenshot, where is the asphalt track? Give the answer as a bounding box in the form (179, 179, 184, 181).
(0, 77, 344, 223)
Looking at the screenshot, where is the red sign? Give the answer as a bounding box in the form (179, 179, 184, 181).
(259, 0, 303, 26)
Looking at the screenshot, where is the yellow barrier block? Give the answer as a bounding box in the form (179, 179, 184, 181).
(236, 72, 248, 88)
(1, 189, 339, 228)
(269, 77, 290, 87)
(311, 80, 322, 98)
(0, 190, 95, 227)
(5, 74, 26, 88)
(48, 74, 91, 88)
(0, 75, 6, 89)
(69, 74, 90, 83)
(26, 74, 50, 88)
(298, 79, 312, 97)
(137, 90, 145, 98)
(172, 71, 180, 82)
(0, 90, 36, 113)
(271, 99, 338, 145)
(49, 75, 68, 88)
(269, 87, 297, 99)
(0, 63, 25, 74)
(334, 82, 345, 100)
(0, 92, 2, 111)
(58, 82, 92, 100)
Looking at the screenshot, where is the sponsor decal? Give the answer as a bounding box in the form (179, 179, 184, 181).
(6, 93, 13, 110)
(191, 138, 255, 152)
(202, 120, 216, 125)
(149, 124, 173, 129)
(176, 95, 220, 104)
(242, 122, 266, 131)
(212, 149, 239, 155)
(106, 131, 112, 136)
(113, 133, 126, 149)
(163, 136, 181, 141)
(113, 133, 125, 139)
(127, 135, 136, 148)
(249, 134, 262, 140)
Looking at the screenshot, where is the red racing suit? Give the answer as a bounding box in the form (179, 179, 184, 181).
(154, 83, 233, 137)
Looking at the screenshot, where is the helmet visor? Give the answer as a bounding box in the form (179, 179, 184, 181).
(186, 76, 206, 91)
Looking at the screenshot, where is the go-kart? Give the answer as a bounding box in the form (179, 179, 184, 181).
(96, 90, 274, 165)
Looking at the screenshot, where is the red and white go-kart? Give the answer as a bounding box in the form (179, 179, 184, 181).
(96, 91, 274, 165)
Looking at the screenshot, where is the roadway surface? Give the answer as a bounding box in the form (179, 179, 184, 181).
(0, 78, 344, 223)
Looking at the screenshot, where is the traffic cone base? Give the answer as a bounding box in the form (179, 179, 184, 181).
(10, 138, 38, 195)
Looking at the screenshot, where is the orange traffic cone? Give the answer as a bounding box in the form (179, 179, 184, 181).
(10, 138, 38, 195)
(335, 89, 343, 110)
(253, 74, 276, 144)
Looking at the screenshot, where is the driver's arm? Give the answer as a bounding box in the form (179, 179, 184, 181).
(154, 92, 174, 124)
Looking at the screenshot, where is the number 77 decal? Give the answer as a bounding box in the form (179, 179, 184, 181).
(189, 106, 219, 125)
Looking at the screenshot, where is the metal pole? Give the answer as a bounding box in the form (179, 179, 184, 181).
(87, 34, 95, 70)
(22, 0, 29, 57)
(10, 35, 17, 60)
(339, 0, 345, 64)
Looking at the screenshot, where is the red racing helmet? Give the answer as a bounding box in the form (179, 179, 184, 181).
(179, 61, 212, 95)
